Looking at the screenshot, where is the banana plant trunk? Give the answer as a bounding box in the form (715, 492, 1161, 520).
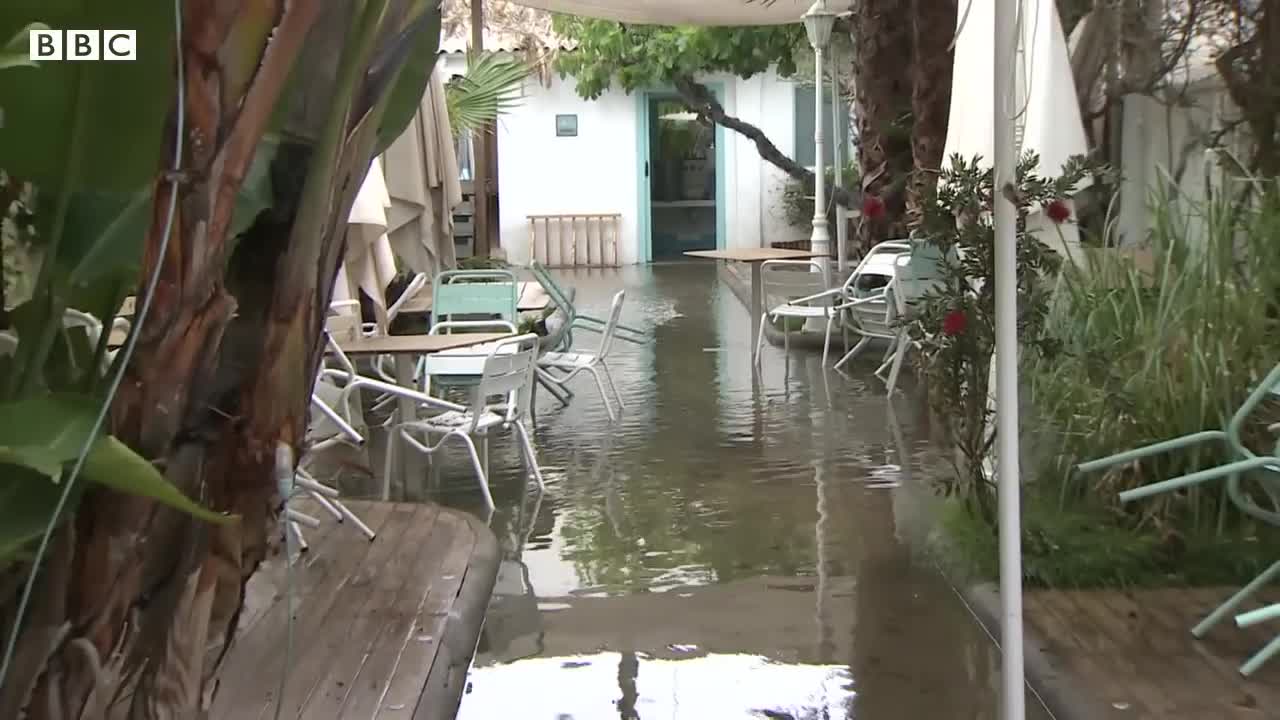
(0, 1, 439, 716)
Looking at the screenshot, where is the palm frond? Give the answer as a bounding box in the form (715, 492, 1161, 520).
(445, 52, 532, 136)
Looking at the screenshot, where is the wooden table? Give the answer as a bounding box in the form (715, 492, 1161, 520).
(685, 248, 827, 343)
(332, 332, 512, 496)
(397, 280, 551, 315)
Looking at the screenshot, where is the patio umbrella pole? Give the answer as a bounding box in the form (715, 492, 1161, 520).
(830, 43, 847, 276)
(993, 0, 1026, 718)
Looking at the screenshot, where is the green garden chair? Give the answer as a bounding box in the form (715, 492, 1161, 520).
(432, 268, 519, 328)
(529, 260, 645, 351)
(1076, 361, 1280, 676)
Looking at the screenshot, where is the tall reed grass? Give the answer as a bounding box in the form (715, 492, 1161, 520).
(1028, 183, 1280, 536)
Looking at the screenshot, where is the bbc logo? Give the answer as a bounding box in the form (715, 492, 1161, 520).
(29, 30, 137, 62)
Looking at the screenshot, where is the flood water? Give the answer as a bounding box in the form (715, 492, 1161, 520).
(374, 263, 1050, 719)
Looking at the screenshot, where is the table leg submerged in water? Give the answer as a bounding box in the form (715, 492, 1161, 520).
(750, 261, 764, 350)
(389, 355, 416, 500)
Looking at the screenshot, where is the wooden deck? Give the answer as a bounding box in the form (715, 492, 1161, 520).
(1024, 587, 1280, 719)
(212, 500, 500, 719)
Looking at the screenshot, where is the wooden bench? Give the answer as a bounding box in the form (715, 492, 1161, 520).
(528, 213, 621, 268)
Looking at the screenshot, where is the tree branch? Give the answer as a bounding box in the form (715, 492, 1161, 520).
(672, 75, 856, 208)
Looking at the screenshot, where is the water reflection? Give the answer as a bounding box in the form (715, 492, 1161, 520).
(347, 264, 1044, 718)
(461, 652, 856, 719)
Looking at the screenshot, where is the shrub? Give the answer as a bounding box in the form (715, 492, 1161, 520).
(904, 152, 1104, 525)
(1029, 184, 1280, 535)
(779, 163, 859, 231)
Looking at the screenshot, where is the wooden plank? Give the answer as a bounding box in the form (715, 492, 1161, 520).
(1060, 589, 1185, 717)
(210, 502, 398, 718)
(1026, 591, 1157, 718)
(1094, 590, 1237, 718)
(369, 510, 473, 718)
(1028, 587, 1280, 720)
(294, 504, 443, 718)
(249, 503, 419, 719)
(1024, 592, 1148, 720)
(410, 512, 501, 720)
(1137, 589, 1276, 716)
(351, 510, 472, 718)
(235, 502, 343, 635)
(569, 216, 578, 267)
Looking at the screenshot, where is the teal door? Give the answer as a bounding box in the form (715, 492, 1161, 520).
(636, 88, 726, 262)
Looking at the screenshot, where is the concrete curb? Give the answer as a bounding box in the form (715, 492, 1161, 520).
(962, 583, 1118, 720)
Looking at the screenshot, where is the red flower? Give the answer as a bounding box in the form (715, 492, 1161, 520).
(942, 309, 968, 336)
(861, 194, 886, 220)
(1044, 199, 1071, 224)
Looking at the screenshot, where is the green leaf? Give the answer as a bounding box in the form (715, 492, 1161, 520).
(0, 393, 98, 480)
(0, 21, 47, 71)
(374, 6, 442, 155)
(0, 5, 176, 194)
(83, 436, 234, 524)
(0, 393, 233, 523)
(445, 52, 534, 137)
(56, 134, 277, 287)
(0, 467, 83, 566)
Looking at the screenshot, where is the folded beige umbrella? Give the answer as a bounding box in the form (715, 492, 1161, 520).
(383, 65, 463, 280)
(336, 156, 398, 328)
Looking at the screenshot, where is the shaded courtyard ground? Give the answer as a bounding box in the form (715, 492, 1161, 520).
(352, 262, 1051, 719)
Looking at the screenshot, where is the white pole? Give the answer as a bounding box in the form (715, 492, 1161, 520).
(811, 36, 832, 287)
(994, 0, 1026, 718)
(830, 44, 848, 276)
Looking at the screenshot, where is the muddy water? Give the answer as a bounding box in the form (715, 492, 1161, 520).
(388, 263, 1047, 719)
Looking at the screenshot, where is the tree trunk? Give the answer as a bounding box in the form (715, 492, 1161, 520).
(1216, 0, 1280, 179)
(906, 0, 958, 230)
(673, 76, 857, 210)
(852, 0, 915, 249)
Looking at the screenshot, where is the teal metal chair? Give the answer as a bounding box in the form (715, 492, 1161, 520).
(432, 269, 519, 328)
(1076, 362, 1280, 676)
(529, 260, 645, 351)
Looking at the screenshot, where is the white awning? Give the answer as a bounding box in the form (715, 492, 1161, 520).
(503, 0, 853, 26)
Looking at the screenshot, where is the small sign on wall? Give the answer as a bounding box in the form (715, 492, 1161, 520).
(555, 114, 578, 137)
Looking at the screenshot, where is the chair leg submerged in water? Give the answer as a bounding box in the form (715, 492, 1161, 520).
(381, 335, 547, 514)
(538, 290, 629, 423)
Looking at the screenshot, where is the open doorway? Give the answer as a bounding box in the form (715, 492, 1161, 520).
(644, 96, 721, 260)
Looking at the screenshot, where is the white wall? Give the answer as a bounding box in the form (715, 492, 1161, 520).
(470, 57, 824, 265)
(494, 72, 642, 264)
(1116, 78, 1243, 249)
(726, 68, 804, 252)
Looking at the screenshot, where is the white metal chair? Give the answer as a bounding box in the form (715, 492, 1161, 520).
(61, 308, 130, 372)
(284, 373, 379, 551)
(537, 290, 628, 423)
(420, 319, 519, 395)
(381, 334, 545, 511)
(751, 259, 839, 367)
(832, 241, 914, 392)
